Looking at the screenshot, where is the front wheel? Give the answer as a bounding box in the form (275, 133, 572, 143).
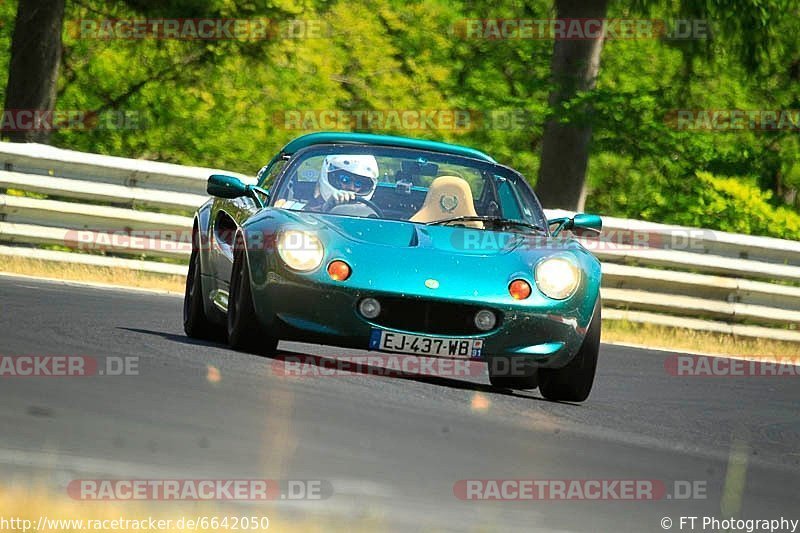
(488, 357, 539, 390)
(227, 245, 278, 355)
(184, 231, 225, 341)
(538, 302, 601, 402)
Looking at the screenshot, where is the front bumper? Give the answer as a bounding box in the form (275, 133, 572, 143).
(250, 273, 593, 369)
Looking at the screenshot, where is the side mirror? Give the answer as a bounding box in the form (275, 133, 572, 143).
(548, 213, 602, 237)
(208, 174, 249, 199)
(571, 213, 602, 236)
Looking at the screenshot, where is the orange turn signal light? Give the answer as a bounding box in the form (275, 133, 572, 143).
(327, 260, 352, 281)
(509, 279, 532, 300)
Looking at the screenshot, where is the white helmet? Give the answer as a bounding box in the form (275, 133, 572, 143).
(319, 154, 379, 202)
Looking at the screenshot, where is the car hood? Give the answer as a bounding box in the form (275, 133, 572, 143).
(301, 212, 535, 257)
(248, 209, 597, 305)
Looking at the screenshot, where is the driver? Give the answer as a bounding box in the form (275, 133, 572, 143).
(306, 154, 379, 212)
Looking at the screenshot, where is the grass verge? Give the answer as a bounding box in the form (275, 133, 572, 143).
(0, 256, 185, 293)
(602, 319, 800, 359)
(2, 256, 797, 359)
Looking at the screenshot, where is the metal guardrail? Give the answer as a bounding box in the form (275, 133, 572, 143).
(1, 142, 798, 342)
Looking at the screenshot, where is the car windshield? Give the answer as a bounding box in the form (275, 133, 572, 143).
(269, 145, 548, 232)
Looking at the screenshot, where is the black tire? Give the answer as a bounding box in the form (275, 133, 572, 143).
(488, 357, 539, 390)
(183, 230, 225, 341)
(227, 244, 278, 355)
(538, 302, 601, 402)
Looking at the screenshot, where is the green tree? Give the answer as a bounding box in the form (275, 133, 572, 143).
(2, 0, 66, 143)
(535, 0, 793, 211)
(535, 0, 609, 211)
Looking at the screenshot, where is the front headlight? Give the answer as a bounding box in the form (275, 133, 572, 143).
(535, 257, 581, 300)
(277, 230, 324, 271)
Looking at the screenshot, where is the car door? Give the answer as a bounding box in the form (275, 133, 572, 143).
(208, 157, 288, 288)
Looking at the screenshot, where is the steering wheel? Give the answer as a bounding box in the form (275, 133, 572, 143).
(354, 197, 385, 218)
(322, 196, 385, 218)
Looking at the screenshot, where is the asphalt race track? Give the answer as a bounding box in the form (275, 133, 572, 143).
(1, 275, 798, 532)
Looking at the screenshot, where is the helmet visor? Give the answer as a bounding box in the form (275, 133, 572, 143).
(328, 169, 377, 196)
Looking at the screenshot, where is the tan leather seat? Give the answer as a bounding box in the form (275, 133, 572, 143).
(410, 176, 482, 228)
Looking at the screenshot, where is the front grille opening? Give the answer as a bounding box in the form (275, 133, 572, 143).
(366, 296, 501, 336)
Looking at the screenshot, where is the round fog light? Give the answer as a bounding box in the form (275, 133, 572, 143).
(474, 309, 497, 331)
(359, 298, 381, 319)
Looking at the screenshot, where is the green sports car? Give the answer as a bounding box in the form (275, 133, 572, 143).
(184, 132, 603, 401)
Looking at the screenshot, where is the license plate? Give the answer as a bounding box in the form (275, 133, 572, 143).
(369, 329, 483, 358)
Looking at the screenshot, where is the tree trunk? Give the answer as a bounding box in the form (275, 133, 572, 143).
(2, 0, 66, 144)
(535, 0, 608, 211)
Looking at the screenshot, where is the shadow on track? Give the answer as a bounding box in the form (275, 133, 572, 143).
(118, 327, 579, 406)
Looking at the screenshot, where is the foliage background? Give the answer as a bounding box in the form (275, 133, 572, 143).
(1, 0, 798, 239)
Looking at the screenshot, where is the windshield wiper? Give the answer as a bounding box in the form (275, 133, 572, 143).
(426, 216, 546, 233)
